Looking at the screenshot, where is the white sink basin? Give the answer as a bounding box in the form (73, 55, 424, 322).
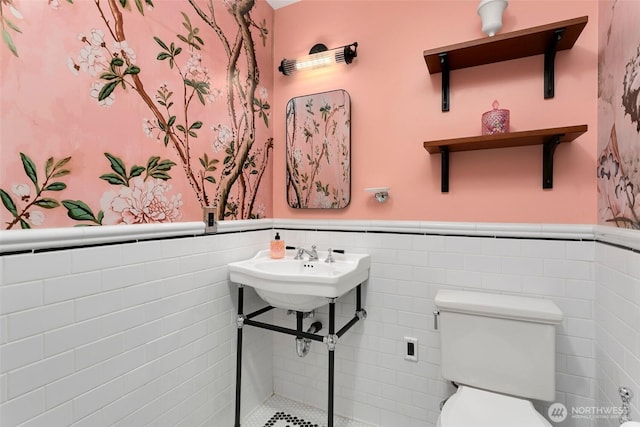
(228, 249, 370, 311)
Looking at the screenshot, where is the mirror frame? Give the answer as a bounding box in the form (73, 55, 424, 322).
(285, 89, 351, 209)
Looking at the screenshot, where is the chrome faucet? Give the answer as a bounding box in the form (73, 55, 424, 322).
(295, 245, 318, 261)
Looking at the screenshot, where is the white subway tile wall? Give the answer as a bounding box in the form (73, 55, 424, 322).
(0, 229, 274, 427)
(595, 243, 640, 427)
(1, 223, 639, 427)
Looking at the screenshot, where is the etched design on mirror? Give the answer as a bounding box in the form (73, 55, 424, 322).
(285, 89, 350, 209)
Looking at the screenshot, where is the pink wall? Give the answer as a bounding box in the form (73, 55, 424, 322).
(272, 0, 598, 223)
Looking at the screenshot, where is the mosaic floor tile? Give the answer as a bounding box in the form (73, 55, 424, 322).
(242, 394, 373, 427)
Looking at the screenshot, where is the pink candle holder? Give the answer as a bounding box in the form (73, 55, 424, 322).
(482, 100, 510, 135)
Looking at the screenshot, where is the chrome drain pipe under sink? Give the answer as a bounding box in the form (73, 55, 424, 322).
(296, 319, 323, 357)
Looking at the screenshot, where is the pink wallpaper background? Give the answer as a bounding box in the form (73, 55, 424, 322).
(597, 0, 640, 229)
(1, 0, 274, 229)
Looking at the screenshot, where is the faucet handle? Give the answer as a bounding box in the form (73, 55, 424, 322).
(325, 248, 335, 263)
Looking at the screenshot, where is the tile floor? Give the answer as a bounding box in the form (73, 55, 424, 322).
(242, 395, 374, 427)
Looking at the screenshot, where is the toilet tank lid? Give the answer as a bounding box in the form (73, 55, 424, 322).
(435, 290, 563, 324)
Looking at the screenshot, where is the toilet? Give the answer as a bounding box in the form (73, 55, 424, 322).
(434, 290, 563, 427)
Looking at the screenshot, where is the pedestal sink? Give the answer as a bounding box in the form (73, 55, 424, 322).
(228, 249, 370, 311)
(229, 248, 370, 427)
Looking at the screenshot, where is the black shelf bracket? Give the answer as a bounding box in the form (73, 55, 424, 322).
(440, 53, 450, 112)
(544, 28, 566, 99)
(440, 145, 449, 193)
(542, 135, 562, 189)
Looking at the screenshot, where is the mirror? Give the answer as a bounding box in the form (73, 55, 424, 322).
(286, 89, 351, 208)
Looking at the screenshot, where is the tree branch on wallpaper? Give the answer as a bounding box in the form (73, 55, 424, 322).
(2, 0, 271, 228)
(1, 154, 71, 229)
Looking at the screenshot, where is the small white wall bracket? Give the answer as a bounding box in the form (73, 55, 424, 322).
(365, 187, 390, 203)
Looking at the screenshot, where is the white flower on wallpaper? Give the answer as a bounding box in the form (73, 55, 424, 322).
(100, 176, 182, 224)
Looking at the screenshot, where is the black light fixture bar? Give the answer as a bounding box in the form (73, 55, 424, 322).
(279, 42, 358, 75)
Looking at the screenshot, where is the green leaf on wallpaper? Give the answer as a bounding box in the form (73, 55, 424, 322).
(146, 157, 175, 181)
(54, 157, 71, 170)
(4, 18, 22, 34)
(2, 29, 18, 57)
(205, 176, 216, 184)
(98, 81, 118, 101)
(157, 52, 171, 61)
(110, 57, 124, 68)
(52, 169, 70, 178)
(124, 66, 140, 75)
(34, 198, 60, 209)
(154, 36, 169, 52)
(189, 121, 202, 130)
(100, 173, 127, 186)
(118, 0, 128, 9)
(20, 153, 38, 187)
(134, 0, 144, 15)
(101, 73, 120, 81)
(129, 165, 145, 178)
(168, 115, 176, 127)
(104, 153, 127, 178)
(20, 220, 30, 229)
(44, 182, 67, 191)
(188, 131, 197, 138)
(176, 124, 186, 133)
(150, 171, 170, 181)
(163, 134, 169, 147)
(145, 0, 154, 8)
(45, 157, 54, 177)
(62, 200, 101, 223)
(155, 160, 176, 171)
(0, 189, 18, 216)
(147, 156, 160, 170)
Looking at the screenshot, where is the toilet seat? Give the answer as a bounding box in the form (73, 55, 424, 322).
(437, 386, 552, 427)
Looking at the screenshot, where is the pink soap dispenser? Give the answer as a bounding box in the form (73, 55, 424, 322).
(270, 232, 284, 259)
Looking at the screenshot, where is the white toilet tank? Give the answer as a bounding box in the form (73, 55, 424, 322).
(435, 290, 563, 401)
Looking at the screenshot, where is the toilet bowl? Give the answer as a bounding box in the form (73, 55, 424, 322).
(437, 386, 551, 427)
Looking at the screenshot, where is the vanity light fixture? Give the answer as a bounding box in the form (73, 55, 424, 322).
(278, 42, 358, 76)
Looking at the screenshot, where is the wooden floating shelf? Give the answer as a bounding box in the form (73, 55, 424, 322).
(423, 125, 588, 192)
(423, 16, 588, 111)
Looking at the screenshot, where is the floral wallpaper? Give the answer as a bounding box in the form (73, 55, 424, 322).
(597, 0, 640, 229)
(0, 0, 273, 229)
(285, 89, 350, 209)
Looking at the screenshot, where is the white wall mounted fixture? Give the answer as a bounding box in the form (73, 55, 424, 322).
(477, 0, 508, 36)
(365, 187, 390, 203)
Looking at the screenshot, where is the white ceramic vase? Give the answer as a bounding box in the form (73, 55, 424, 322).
(477, 0, 508, 36)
